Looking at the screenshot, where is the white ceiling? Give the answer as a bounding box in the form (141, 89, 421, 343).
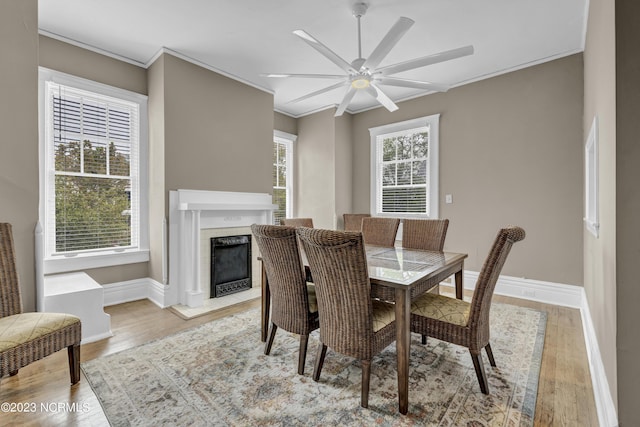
(38, 0, 588, 118)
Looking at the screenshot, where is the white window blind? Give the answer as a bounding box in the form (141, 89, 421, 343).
(272, 130, 296, 225)
(377, 127, 429, 214)
(44, 80, 141, 256)
(370, 115, 439, 218)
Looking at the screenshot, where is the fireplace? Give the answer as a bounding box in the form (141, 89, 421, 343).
(210, 235, 252, 298)
(168, 189, 277, 308)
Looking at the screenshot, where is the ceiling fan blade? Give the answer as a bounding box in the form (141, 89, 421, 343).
(335, 86, 357, 117)
(293, 30, 356, 74)
(261, 73, 346, 79)
(362, 17, 414, 71)
(377, 45, 474, 76)
(366, 83, 398, 112)
(376, 77, 450, 92)
(286, 81, 349, 104)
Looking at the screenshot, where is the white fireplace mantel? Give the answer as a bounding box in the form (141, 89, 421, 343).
(168, 189, 277, 308)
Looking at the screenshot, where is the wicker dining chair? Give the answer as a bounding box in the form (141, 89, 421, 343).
(296, 227, 396, 408)
(402, 218, 449, 251)
(361, 217, 400, 247)
(342, 213, 371, 231)
(280, 218, 314, 228)
(409, 225, 525, 394)
(251, 224, 319, 375)
(0, 223, 82, 385)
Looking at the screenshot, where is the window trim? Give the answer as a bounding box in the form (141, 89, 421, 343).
(585, 116, 599, 238)
(273, 130, 296, 223)
(369, 114, 440, 219)
(38, 67, 149, 274)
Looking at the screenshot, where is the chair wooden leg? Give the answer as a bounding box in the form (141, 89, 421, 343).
(361, 359, 371, 408)
(421, 334, 427, 345)
(264, 323, 277, 355)
(313, 343, 327, 382)
(68, 344, 81, 385)
(298, 334, 309, 375)
(470, 351, 489, 394)
(485, 343, 496, 367)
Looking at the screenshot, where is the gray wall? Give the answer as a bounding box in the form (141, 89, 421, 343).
(274, 111, 297, 135)
(351, 54, 584, 284)
(147, 55, 166, 283)
(146, 52, 274, 283)
(334, 113, 353, 229)
(161, 53, 273, 196)
(615, 1, 640, 423)
(0, 0, 39, 311)
(39, 36, 147, 95)
(583, 0, 618, 413)
(296, 109, 337, 228)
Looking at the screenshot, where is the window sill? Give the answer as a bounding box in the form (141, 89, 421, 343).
(43, 249, 150, 274)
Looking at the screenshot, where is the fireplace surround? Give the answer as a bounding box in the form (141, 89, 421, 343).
(168, 190, 276, 308)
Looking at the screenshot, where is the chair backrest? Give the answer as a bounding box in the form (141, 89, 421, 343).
(343, 213, 371, 231)
(251, 224, 313, 334)
(361, 217, 400, 247)
(402, 219, 449, 251)
(281, 218, 314, 228)
(0, 223, 23, 318)
(468, 226, 526, 333)
(296, 227, 376, 360)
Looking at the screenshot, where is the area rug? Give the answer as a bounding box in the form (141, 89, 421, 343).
(82, 303, 546, 426)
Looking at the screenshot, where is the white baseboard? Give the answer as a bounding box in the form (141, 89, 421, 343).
(446, 271, 584, 308)
(104, 272, 618, 425)
(103, 277, 168, 308)
(579, 288, 619, 427)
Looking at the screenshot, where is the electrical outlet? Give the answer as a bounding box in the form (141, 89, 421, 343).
(445, 194, 453, 204)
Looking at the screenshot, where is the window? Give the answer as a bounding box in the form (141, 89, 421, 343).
(585, 116, 599, 238)
(272, 130, 296, 225)
(39, 68, 149, 273)
(370, 115, 439, 218)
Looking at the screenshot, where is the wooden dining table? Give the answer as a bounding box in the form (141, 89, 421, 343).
(260, 245, 468, 415)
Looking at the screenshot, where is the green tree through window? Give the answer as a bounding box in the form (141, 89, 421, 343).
(54, 140, 132, 252)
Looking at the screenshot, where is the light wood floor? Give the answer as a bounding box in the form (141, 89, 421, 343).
(0, 290, 599, 426)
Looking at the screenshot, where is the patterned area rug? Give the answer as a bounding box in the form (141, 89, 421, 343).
(82, 303, 546, 426)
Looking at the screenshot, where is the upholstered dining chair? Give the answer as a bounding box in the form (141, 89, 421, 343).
(0, 223, 82, 385)
(281, 218, 314, 228)
(409, 225, 525, 394)
(296, 227, 396, 408)
(251, 224, 319, 375)
(342, 213, 371, 231)
(361, 217, 400, 247)
(402, 218, 449, 251)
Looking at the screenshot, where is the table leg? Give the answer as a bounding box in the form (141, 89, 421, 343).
(395, 287, 410, 415)
(455, 261, 464, 300)
(261, 262, 270, 342)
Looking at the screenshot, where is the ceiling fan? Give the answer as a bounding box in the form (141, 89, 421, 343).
(263, 2, 474, 116)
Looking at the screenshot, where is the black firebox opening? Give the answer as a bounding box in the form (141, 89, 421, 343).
(210, 235, 252, 298)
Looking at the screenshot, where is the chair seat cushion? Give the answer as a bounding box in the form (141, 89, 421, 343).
(372, 299, 395, 332)
(411, 293, 470, 326)
(306, 283, 318, 313)
(0, 312, 81, 352)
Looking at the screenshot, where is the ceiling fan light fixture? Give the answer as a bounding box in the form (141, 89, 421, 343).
(351, 77, 371, 89)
